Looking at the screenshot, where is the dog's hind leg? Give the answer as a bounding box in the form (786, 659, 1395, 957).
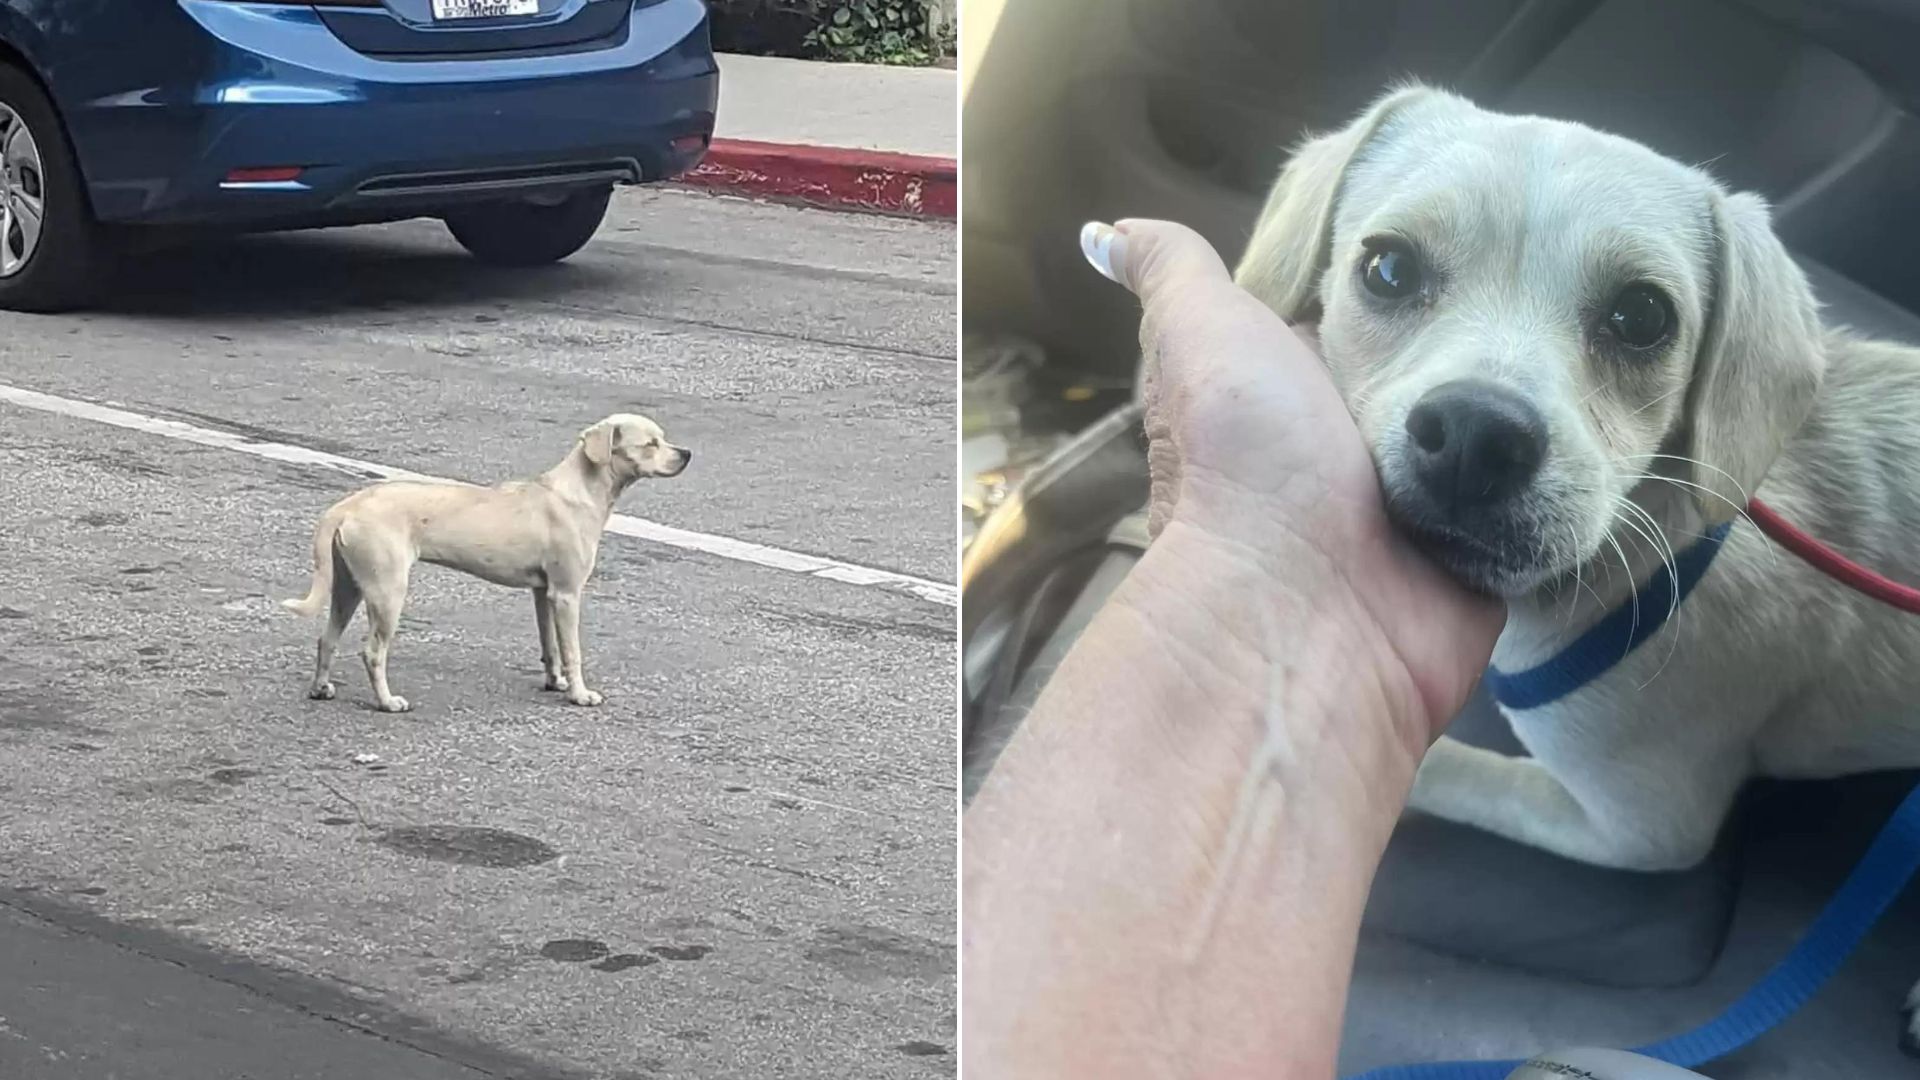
(533, 587, 566, 692)
(338, 527, 415, 714)
(307, 547, 362, 700)
(359, 570, 412, 713)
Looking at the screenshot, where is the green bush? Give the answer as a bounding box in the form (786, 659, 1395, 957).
(706, 0, 951, 66)
(804, 1, 951, 66)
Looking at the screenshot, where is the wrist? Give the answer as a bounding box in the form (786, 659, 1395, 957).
(963, 511, 1428, 1080)
(1122, 513, 1435, 786)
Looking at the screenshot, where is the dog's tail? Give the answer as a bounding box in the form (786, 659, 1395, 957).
(282, 504, 349, 617)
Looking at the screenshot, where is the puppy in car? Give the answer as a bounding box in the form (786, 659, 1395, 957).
(1234, 83, 1920, 1040)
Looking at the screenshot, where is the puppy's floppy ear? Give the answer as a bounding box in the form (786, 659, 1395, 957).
(580, 420, 615, 467)
(1233, 83, 1440, 321)
(1680, 191, 1825, 525)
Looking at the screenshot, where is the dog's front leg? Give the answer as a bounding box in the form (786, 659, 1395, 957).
(1407, 736, 1729, 871)
(533, 587, 566, 692)
(550, 589, 603, 707)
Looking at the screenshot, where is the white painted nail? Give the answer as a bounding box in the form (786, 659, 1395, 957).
(1080, 221, 1126, 285)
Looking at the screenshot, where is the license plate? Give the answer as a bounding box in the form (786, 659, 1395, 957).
(431, 0, 537, 19)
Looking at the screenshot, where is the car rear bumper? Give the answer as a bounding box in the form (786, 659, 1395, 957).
(67, 0, 718, 227)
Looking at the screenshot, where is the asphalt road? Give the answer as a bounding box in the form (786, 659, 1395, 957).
(0, 188, 955, 1079)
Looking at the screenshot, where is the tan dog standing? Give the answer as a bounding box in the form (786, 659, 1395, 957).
(282, 414, 691, 712)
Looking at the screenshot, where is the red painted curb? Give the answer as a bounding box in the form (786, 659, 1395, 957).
(674, 138, 955, 220)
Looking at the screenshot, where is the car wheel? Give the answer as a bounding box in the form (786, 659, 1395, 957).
(443, 186, 613, 267)
(0, 62, 107, 313)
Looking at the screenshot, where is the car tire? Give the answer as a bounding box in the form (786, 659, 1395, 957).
(443, 186, 613, 267)
(0, 62, 108, 313)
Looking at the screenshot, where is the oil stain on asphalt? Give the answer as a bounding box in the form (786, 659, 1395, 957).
(374, 825, 559, 868)
(591, 953, 657, 973)
(540, 938, 712, 971)
(540, 939, 611, 962)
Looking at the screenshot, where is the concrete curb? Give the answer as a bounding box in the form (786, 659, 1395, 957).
(674, 138, 956, 220)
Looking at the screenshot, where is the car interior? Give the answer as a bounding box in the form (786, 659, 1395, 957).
(961, 0, 1920, 1073)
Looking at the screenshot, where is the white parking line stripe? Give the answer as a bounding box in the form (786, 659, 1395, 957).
(0, 382, 957, 609)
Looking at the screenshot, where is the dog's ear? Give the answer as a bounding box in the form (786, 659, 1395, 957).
(1680, 191, 1825, 525)
(580, 421, 615, 467)
(1233, 83, 1439, 321)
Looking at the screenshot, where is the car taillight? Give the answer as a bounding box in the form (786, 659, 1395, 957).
(225, 166, 306, 183)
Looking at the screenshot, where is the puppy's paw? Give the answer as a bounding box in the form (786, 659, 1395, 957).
(565, 688, 605, 707)
(379, 696, 412, 714)
(543, 674, 570, 692)
(308, 683, 336, 701)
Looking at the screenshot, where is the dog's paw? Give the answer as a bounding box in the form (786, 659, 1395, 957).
(378, 696, 412, 714)
(565, 689, 605, 707)
(308, 683, 336, 701)
(543, 674, 570, 692)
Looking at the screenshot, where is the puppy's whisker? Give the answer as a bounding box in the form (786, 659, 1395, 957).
(1604, 494, 1691, 681)
(1612, 497, 1682, 625)
(1613, 459, 1756, 529)
(1616, 466, 1781, 573)
(1597, 496, 1660, 606)
(1530, 527, 1569, 609)
(1594, 537, 1618, 594)
(1618, 452, 1754, 508)
(1568, 523, 1605, 618)
(1648, 476, 1778, 574)
(1602, 529, 1639, 635)
(1621, 495, 1681, 594)
(1640, 552, 1692, 691)
(1625, 383, 1688, 418)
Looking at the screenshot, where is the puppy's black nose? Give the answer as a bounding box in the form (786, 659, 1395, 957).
(1403, 379, 1547, 510)
(681, 448, 693, 464)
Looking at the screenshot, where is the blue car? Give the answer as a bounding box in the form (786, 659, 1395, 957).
(0, 0, 719, 311)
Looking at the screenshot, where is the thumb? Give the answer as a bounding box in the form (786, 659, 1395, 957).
(1080, 219, 1233, 307)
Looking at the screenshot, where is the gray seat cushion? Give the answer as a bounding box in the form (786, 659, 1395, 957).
(1365, 689, 1742, 989)
(1802, 257, 1920, 347)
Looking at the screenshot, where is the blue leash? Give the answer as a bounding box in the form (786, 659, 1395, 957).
(1348, 781, 1920, 1079)
(1347, 521, 1920, 1079)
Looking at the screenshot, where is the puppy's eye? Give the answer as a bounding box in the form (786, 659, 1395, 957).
(1362, 242, 1422, 299)
(1606, 284, 1674, 349)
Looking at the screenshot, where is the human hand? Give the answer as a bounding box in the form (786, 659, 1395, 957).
(1081, 218, 1504, 741)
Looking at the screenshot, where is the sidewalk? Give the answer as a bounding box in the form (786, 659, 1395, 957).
(0, 892, 536, 1080)
(678, 53, 957, 219)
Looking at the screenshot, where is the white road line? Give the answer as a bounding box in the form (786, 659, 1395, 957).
(0, 382, 957, 609)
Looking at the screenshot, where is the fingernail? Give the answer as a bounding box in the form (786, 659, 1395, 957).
(1080, 221, 1126, 285)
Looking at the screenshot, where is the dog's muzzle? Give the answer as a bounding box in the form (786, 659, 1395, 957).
(1386, 378, 1549, 591)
